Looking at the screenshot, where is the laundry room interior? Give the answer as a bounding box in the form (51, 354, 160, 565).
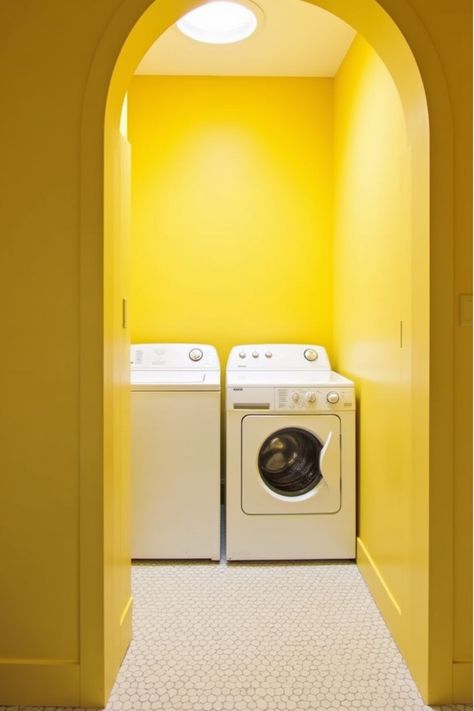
(125, 1, 409, 495)
(124, 3, 410, 564)
(98, 0, 472, 707)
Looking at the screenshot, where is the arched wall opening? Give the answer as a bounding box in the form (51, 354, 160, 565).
(78, 0, 460, 706)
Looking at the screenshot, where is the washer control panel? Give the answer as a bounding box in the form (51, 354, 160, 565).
(277, 388, 354, 411)
(131, 343, 219, 370)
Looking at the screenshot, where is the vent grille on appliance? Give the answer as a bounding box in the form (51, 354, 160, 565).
(278, 389, 287, 407)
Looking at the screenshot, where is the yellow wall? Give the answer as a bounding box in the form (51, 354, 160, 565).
(333, 26, 412, 660)
(0, 2, 95, 703)
(128, 76, 334, 363)
(333, 32, 472, 702)
(0, 0, 470, 707)
(104, 124, 133, 698)
(0, 2, 135, 705)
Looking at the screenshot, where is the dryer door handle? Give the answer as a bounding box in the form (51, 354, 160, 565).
(319, 431, 333, 482)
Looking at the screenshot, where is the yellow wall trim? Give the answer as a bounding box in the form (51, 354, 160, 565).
(119, 596, 133, 674)
(453, 662, 473, 704)
(0, 657, 79, 665)
(120, 596, 133, 627)
(0, 661, 80, 706)
(357, 538, 402, 615)
(356, 538, 402, 641)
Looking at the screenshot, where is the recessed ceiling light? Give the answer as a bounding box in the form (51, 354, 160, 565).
(177, 1, 259, 45)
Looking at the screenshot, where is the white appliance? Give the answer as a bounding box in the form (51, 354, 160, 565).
(131, 343, 220, 560)
(226, 344, 355, 560)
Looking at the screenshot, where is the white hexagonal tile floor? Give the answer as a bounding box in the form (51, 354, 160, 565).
(2, 560, 472, 711)
(104, 560, 471, 711)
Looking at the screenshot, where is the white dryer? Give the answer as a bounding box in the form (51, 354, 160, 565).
(131, 343, 220, 560)
(226, 344, 355, 560)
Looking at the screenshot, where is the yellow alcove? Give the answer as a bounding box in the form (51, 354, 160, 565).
(127, 31, 411, 620)
(77, 0, 468, 707)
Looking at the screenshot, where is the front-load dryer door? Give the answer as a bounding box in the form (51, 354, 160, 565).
(241, 415, 341, 515)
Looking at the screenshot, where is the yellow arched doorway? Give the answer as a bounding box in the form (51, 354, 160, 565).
(76, 0, 466, 706)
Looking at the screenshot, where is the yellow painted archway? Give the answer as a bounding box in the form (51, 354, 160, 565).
(77, 0, 463, 706)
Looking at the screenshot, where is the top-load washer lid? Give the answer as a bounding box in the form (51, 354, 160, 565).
(131, 343, 220, 391)
(227, 370, 353, 388)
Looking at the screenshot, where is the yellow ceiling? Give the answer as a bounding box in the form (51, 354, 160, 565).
(135, 0, 356, 77)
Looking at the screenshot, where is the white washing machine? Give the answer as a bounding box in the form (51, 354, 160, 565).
(226, 344, 355, 560)
(131, 343, 220, 560)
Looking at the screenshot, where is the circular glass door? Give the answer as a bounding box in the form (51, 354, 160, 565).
(257, 427, 322, 497)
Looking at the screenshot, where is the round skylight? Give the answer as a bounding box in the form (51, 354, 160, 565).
(177, 1, 259, 45)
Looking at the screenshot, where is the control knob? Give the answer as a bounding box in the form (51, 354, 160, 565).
(305, 391, 317, 404)
(304, 348, 318, 362)
(327, 391, 340, 404)
(290, 391, 301, 404)
(189, 348, 203, 362)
